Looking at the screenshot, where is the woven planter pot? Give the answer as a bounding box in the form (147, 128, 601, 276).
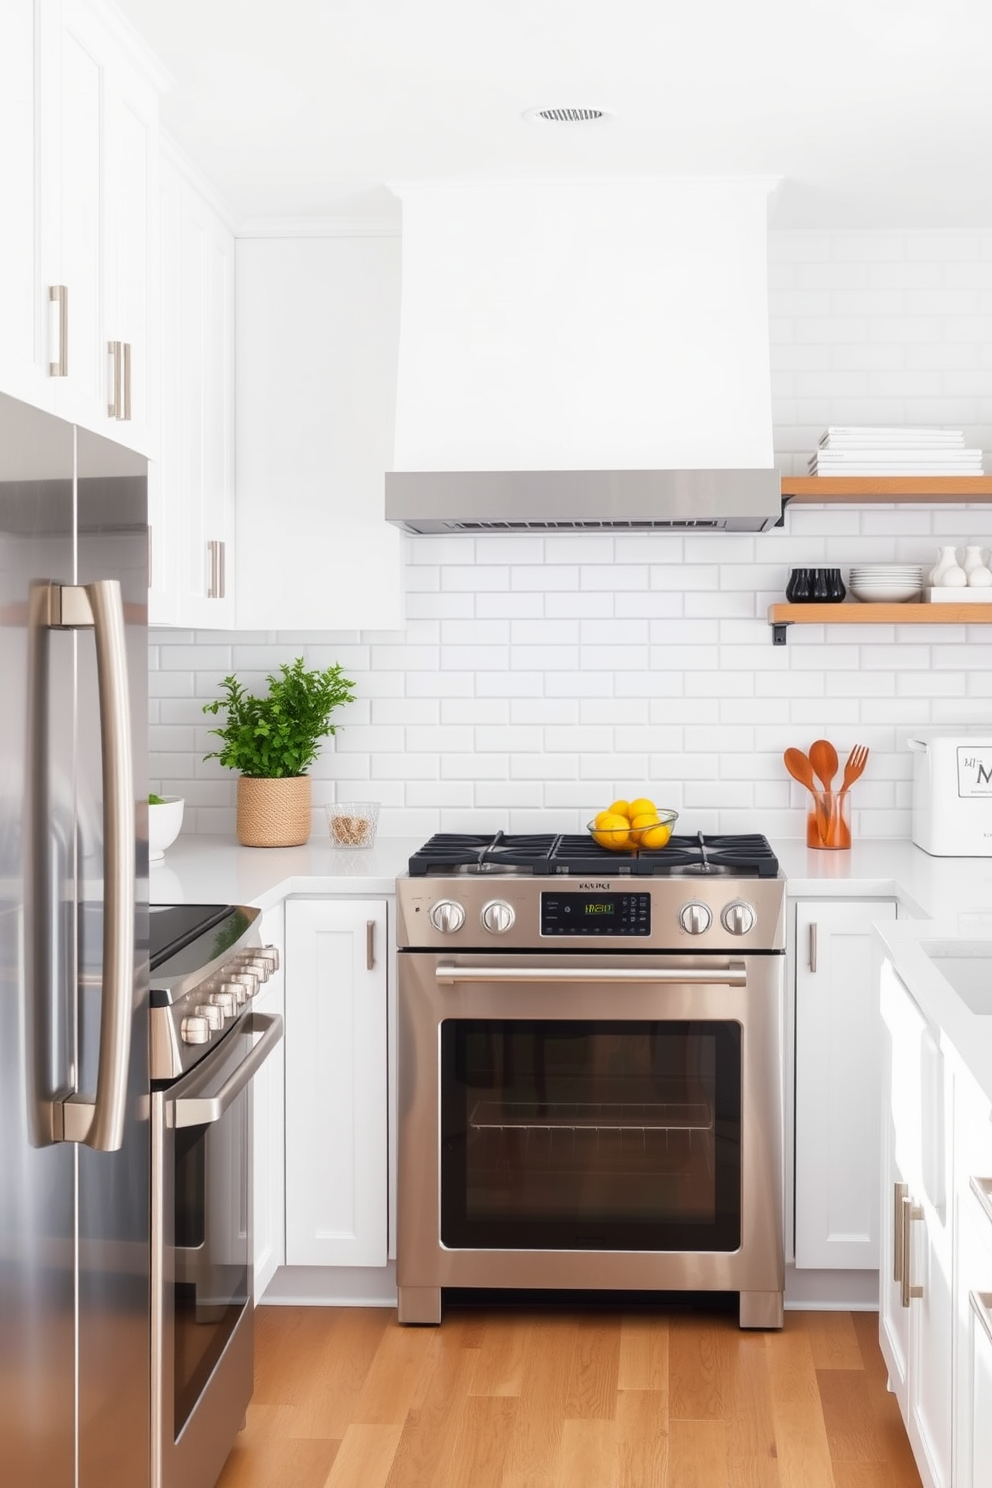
(237, 776, 312, 847)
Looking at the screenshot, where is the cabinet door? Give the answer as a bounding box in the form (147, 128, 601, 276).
(878, 958, 924, 1418)
(50, 0, 159, 449)
(51, 0, 105, 433)
(952, 1059, 992, 1488)
(253, 907, 286, 1300)
(907, 1022, 953, 1488)
(0, 0, 55, 409)
(284, 899, 387, 1268)
(235, 235, 403, 631)
(878, 957, 953, 1488)
(153, 151, 235, 627)
(101, 41, 158, 456)
(794, 898, 896, 1269)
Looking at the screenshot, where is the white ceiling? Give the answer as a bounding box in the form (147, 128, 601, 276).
(115, 0, 992, 231)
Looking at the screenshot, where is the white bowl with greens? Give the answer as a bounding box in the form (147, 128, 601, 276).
(148, 794, 185, 860)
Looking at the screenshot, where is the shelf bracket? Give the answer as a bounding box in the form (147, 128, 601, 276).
(772, 622, 791, 646)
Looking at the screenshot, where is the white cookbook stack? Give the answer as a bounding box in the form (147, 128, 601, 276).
(808, 426, 984, 475)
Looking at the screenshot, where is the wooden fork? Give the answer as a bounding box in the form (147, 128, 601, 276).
(840, 744, 869, 793)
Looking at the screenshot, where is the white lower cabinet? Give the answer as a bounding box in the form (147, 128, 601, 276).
(952, 1055, 992, 1488)
(878, 957, 953, 1488)
(252, 907, 286, 1300)
(794, 897, 896, 1270)
(284, 898, 388, 1268)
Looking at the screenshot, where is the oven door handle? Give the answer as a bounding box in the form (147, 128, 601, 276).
(172, 1013, 283, 1129)
(435, 963, 747, 986)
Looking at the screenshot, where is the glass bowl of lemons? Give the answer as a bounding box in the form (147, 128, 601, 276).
(587, 799, 679, 852)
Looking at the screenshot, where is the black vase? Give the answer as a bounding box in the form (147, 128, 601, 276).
(811, 568, 831, 601)
(786, 568, 812, 602)
(826, 568, 847, 602)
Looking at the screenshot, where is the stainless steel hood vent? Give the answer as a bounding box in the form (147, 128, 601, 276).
(386, 469, 782, 535)
(386, 180, 782, 535)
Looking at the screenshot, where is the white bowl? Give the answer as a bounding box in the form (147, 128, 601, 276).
(149, 797, 185, 860)
(849, 583, 922, 603)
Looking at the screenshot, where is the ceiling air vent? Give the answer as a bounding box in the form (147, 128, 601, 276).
(524, 106, 612, 125)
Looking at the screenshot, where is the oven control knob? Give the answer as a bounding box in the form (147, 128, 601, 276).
(721, 900, 756, 936)
(429, 899, 466, 934)
(218, 979, 249, 1007)
(230, 970, 261, 998)
(180, 1014, 211, 1046)
(208, 990, 236, 1018)
(482, 900, 515, 935)
(679, 901, 712, 936)
(195, 1002, 224, 1030)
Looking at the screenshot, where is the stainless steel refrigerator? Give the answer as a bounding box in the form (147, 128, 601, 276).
(0, 390, 150, 1487)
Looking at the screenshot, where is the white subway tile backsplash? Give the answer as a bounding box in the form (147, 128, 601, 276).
(149, 228, 992, 840)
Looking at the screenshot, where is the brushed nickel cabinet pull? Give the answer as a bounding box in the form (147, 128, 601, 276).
(366, 920, 375, 971)
(207, 540, 226, 600)
(809, 922, 818, 973)
(122, 341, 132, 420)
(108, 340, 123, 418)
(893, 1180, 907, 1283)
(900, 1194, 924, 1308)
(49, 285, 68, 376)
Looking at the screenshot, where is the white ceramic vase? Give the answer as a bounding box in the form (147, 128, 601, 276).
(929, 545, 966, 587)
(962, 545, 992, 587)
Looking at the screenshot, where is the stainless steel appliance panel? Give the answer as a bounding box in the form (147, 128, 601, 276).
(0, 393, 149, 1487)
(397, 950, 784, 1325)
(0, 395, 77, 1488)
(76, 424, 150, 1488)
(152, 1011, 283, 1488)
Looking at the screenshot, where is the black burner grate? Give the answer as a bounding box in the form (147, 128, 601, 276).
(408, 831, 779, 879)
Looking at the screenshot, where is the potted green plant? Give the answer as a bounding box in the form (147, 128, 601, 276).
(202, 657, 356, 847)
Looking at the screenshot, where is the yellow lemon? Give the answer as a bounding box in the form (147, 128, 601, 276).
(608, 798, 631, 820)
(629, 810, 660, 844)
(639, 822, 673, 851)
(593, 810, 631, 850)
(628, 796, 657, 820)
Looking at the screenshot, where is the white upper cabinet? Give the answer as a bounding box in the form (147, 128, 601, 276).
(235, 235, 404, 632)
(0, 0, 51, 407)
(151, 148, 235, 627)
(0, 0, 162, 451)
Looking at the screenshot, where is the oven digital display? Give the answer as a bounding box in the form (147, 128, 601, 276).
(541, 892, 650, 936)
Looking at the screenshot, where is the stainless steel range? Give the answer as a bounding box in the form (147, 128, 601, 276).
(149, 904, 283, 1488)
(396, 831, 787, 1329)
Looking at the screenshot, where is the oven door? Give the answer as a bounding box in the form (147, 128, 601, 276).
(397, 953, 783, 1315)
(151, 1012, 282, 1488)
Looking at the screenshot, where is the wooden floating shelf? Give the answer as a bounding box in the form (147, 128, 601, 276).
(768, 601, 992, 644)
(781, 476, 992, 502)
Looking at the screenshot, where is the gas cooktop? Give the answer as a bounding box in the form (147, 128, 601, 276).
(407, 831, 780, 879)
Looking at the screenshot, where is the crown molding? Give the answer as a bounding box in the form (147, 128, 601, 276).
(236, 217, 400, 239)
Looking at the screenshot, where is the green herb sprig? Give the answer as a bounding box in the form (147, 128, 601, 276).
(202, 657, 356, 778)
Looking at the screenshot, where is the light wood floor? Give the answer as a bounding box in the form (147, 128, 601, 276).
(216, 1300, 922, 1488)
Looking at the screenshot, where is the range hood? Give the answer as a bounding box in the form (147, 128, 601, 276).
(385, 178, 781, 534)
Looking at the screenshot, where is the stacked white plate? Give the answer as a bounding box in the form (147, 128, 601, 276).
(848, 565, 925, 603)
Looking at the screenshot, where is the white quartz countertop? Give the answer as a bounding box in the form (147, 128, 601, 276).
(152, 830, 992, 1096)
(149, 835, 425, 910)
(151, 831, 992, 926)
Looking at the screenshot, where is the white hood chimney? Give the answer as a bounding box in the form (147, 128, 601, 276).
(386, 177, 782, 533)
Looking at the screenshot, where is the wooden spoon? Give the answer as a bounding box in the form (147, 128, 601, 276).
(783, 748, 827, 837)
(783, 747, 819, 795)
(809, 738, 839, 795)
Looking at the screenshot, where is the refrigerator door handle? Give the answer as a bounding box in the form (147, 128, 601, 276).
(42, 581, 135, 1151)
